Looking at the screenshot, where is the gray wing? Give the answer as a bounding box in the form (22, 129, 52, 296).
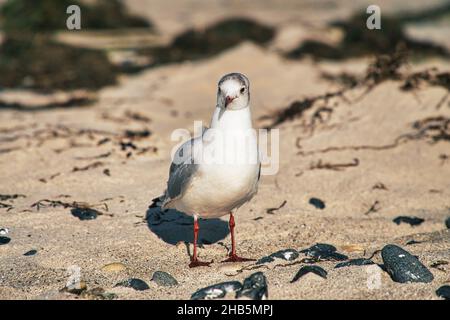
(163, 137, 199, 206)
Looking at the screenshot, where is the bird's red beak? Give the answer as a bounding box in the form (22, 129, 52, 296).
(225, 96, 235, 107)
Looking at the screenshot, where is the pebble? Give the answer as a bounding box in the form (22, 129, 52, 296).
(335, 258, 374, 269)
(24, 249, 37, 256)
(217, 263, 245, 276)
(393, 216, 424, 226)
(236, 272, 268, 300)
(300, 243, 348, 261)
(0, 236, 11, 245)
(0, 227, 8, 235)
(445, 217, 450, 229)
(436, 285, 450, 300)
(81, 287, 118, 300)
(309, 197, 325, 209)
(101, 262, 126, 272)
(62, 280, 87, 295)
(151, 271, 178, 287)
(191, 281, 242, 300)
(291, 265, 327, 283)
(256, 249, 299, 264)
(115, 278, 150, 291)
(381, 244, 434, 283)
(71, 207, 98, 220)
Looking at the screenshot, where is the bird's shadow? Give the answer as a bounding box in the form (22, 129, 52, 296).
(146, 206, 229, 245)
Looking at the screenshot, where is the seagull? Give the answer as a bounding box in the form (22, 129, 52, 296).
(151, 73, 261, 267)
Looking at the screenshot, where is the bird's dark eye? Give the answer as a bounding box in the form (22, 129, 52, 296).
(218, 88, 221, 94)
(240, 87, 245, 94)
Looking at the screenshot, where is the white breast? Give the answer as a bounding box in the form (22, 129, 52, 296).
(171, 106, 260, 218)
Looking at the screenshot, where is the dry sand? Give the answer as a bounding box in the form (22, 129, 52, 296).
(0, 0, 449, 300)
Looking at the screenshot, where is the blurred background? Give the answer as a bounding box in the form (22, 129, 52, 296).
(0, 0, 449, 94)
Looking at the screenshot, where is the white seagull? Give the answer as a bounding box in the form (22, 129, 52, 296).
(151, 73, 261, 267)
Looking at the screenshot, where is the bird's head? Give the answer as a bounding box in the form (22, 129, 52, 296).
(216, 73, 250, 115)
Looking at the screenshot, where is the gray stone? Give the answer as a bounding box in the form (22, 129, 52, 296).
(381, 244, 434, 283)
(236, 272, 268, 300)
(152, 271, 178, 287)
(191, 281, 242, 300)
(115, 278, 149, 291)
(256, 248, 299, 264)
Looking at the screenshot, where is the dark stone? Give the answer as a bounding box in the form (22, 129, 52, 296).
(256, 249, 299, 264)
(191, 281, 242, 300)
(300, 243, 348, 261)
(393, 216, 424, 226)
(445, 217, 450, 229)
(309, 198, 325, 209)
(115, 278, 149, 291)
(256, 256, 275, 264)
(335, 258, 374, 268)
(71, 207, 98, 220)
(436, 285, 450, 300)
(0, 236, 11, 245)
(23, 249, 37, 256)
(151, 271, 178, 287)
(381, 244, 434, 283)
(291, 265, 327, 283)
(236, 272, 268, 300)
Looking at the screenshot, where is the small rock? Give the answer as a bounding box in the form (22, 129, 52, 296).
(191, 281, 242, 300)
(101, 262, 126, 272)
(0, 227, 8, 235)
(291, 265, 327, 283)
(218, 263, 245, 276)
(340, 244, 365, 254)
(256, 249, 299, 264)
(309, 197, 325, 209)
(71, 207, 98, 220)
(24, 249, 37, 256)
(445, 217, 450, 229)
(335, 258, 374, 269)
(236, 272, 268, 300)
(80, 287, 117, 300)
(393, 216, 424, 226)
(430, 260, 448, 272)
(436, 285, 450, 300)
(381, 244, 434, 283)
(0, 236, 11, 245)
(115, 278, 149, 291)
(100, 292, 118, 300)
(62, 280, 87, 295)
(151, 271, 178, 287)
(300, 243, 348, 261)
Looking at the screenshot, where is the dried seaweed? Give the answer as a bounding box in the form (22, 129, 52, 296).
(72, 161, 104, 172)
(265, 89, 348, 128)
(372, 183, 388, 190)
(309, 158, 359, 171)
(0, 95, 95, 111)
(0, 194, 26, 201)
(297, 116, 450, 157)
(287, 5, 450, 61)
(75, 152, 112, 160)
(266, 200, 287, 214)
(363, 200, 380, 216)
(30, 199, 112, 217)
(38, 172, 61, 183)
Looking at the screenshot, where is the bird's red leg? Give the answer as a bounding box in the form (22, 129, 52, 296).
(222, 212, 255, 263)
(189, 216, 212, 268)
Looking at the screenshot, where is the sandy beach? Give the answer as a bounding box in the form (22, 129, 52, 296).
(0, 0, 449, 300)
